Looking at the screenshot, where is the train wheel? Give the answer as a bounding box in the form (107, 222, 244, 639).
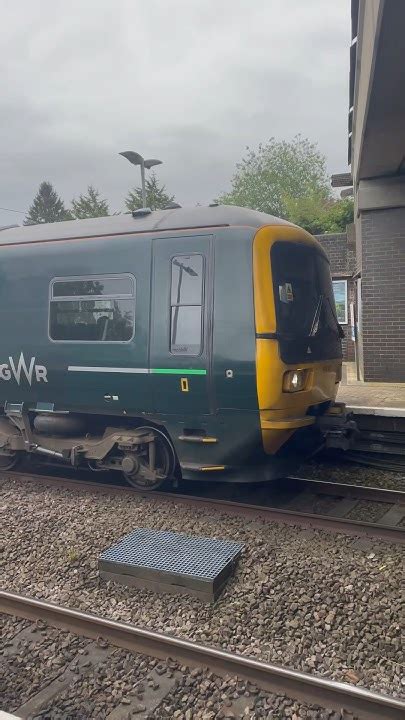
(0, 451, 20, 471)
(123, 427, 175, 491)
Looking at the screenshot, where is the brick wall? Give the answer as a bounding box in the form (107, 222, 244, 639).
(316, 233, 356, 275)
(360, 208, 405, 382)
(315, 233, 356, 361)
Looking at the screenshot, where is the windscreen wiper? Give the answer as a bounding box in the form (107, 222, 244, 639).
(308, 294, 345, 339)
(326, 295, 345, 339)
(309, 295, 323, 337)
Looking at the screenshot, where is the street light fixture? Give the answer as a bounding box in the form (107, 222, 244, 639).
(119, 151, 162, 209)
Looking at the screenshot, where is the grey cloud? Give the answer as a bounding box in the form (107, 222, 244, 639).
(0, 0, 349, 225)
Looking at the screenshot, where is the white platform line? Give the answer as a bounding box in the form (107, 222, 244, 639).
(347, 405, 405, 417)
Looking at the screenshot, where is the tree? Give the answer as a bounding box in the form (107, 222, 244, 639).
(24, 181, 72, 225)
(283, 195, 329, 235)
(217, 135, 355, 234)
(321, 197, 354, 233)
(217, 135, 330, 218)
(71, 185, 109, 219)
(125, 173, 175, 211)
(284, 196, 354, 235)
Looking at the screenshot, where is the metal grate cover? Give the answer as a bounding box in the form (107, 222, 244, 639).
(99, 528, 244, 601)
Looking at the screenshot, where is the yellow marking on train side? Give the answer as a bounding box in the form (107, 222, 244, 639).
(200, 465, 226, 471)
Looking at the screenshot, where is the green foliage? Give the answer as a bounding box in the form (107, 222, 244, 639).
(125, 173, 175, 211)
(217, 135, 330, 217)
(283, 194, 329, 235)
(66, 548, 79, 563)
(217, 135, 354, 234)
(321, 197, 354, 233)
(284, 196, 354, 234)
(24, 181, 72, 225)
(71, 185, 109, 219)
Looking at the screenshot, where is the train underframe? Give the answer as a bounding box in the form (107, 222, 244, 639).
(0, 402, 358, 490)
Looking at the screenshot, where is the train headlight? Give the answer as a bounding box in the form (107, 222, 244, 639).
(283, 369, 307, 392)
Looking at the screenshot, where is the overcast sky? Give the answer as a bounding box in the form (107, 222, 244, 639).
(0, 0, 350, 225)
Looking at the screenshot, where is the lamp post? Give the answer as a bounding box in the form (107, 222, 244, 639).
(119, 151, 162, 209)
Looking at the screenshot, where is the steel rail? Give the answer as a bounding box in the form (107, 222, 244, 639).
(5, 469, 405, 504)
(288, 476, 405, 504)
(3, 470, 405, 543)
(342, 452, 405, 473)
(1, 590, 404, 720)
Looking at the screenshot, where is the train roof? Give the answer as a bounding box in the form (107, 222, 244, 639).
(0, 205, 294, 246)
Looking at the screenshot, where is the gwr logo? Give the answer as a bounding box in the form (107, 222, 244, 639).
(0, 353, 48, 385)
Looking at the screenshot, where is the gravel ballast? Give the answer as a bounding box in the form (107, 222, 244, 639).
(1, 616, 88, 710)
(1, 475, 403, 701)
(2, 616, 357, 719)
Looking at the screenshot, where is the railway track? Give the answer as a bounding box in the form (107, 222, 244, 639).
(2, 590, 405, 720)
(338, 451, 405, 473)
(325, 429, 405, 472)
(335, 416, 405, 472)
(3, 469, 405, 543)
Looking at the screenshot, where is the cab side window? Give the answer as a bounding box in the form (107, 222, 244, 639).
(170, 255, 204, 355)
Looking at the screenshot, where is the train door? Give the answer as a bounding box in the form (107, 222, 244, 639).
(150, 235, 212, 415)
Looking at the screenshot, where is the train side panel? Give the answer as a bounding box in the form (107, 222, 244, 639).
(0, 234, 153, 415)
(209, 228, 262, 466)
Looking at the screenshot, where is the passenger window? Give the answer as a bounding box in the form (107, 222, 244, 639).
(170, 255, 204, 355)
(49, 274, 135, 342)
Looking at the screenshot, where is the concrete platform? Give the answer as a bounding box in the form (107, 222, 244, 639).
(337, 383, 405, 416)
(337, 363, 405, 416)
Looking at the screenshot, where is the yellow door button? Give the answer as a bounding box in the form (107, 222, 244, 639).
(181, 377, 189, 392)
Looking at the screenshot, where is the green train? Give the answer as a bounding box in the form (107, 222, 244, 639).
(0, 205, 343, 489)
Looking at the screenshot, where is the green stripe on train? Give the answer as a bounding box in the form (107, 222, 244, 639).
(151, 368, 207, 376)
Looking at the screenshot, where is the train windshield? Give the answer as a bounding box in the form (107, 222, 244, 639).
(271, 241, 343, 363)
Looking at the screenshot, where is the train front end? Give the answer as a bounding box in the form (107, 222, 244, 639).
(253, 225, 344, 458)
